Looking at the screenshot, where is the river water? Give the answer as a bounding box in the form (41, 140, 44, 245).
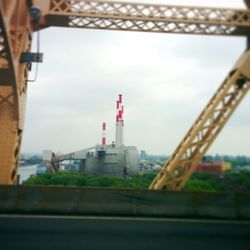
(17, 165, 38, 184)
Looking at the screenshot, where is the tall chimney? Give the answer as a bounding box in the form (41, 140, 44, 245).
(115, 94, 124, 148)
(102, 122, 106, 145)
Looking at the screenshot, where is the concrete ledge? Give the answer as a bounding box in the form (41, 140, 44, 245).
(0, 185, 250, 219)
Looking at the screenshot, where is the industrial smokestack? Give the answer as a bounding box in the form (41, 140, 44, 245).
(102, 122, 106, 145)
(115, 94, 124, 148)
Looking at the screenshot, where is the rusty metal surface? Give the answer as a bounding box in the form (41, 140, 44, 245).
(0, 185, 250, 219)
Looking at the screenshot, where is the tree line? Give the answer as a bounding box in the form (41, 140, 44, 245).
(24, 170, 250, 192)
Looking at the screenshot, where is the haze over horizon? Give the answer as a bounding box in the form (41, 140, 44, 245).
(21, 0, 250, 156)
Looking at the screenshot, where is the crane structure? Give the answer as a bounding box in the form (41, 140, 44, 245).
(0, 0, 250, 189)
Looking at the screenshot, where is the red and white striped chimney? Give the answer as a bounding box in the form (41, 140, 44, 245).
(115, 94, 124, 148)
(102, 122, 106, 145)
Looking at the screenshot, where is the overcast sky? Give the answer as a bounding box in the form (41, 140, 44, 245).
(21, 0, 250, 156)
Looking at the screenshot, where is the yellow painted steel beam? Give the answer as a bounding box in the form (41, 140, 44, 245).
(34, 0, 250, 36)
(0, 0, 32, 184)
(149, 50, 250, 191)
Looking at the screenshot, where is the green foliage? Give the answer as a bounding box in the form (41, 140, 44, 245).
(222, 170, 250, 191)
(185, 170, 250, 192)
(24, 172, 157, 189)
(185, 179, 228, 192)
(23, 170, 250, 192)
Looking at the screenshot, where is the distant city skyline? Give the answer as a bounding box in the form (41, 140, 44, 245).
(21, 0, 250, 155)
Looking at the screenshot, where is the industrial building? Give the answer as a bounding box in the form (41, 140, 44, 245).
(71, 144, 139, 176)
(195, 162, 232, 175)
(44, 95, 139, 176)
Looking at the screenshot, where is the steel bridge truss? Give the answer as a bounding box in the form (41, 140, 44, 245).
(43, 0, 250, 36)
(149, 51, 250, 190)
(0, 0, 32, 184)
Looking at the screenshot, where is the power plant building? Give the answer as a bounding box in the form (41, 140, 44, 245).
(78, 94, 139, 176)
(77, 144, 139, 176)
(47, 94, 139, 176)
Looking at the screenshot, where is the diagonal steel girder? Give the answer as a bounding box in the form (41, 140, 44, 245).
(149, 50, 250, 191)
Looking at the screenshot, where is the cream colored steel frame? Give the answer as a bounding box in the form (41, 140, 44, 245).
(36, 0, 250, 36)
(0, 0, 32, 184)
(149, 51, 250, 190)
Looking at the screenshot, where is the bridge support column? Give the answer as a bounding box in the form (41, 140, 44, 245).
(0, 0, 32, 184)
(0, 86, 21, 184)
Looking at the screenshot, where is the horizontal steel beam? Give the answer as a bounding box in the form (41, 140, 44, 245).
(40, 0, 250, 36)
